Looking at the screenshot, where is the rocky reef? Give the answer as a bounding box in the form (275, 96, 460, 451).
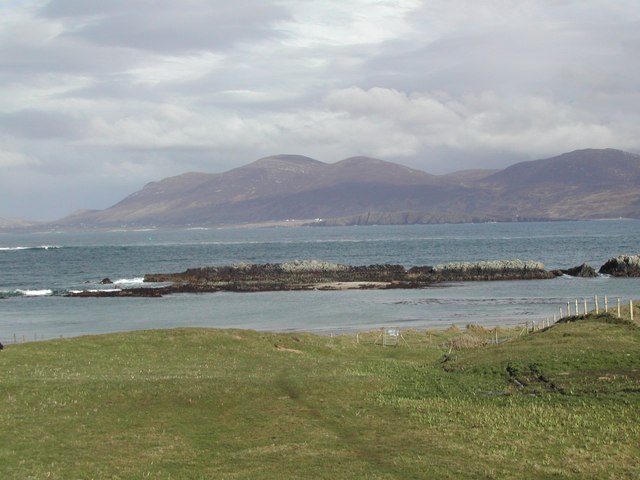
(599, 255, 640, 277)
(143, 261, 411, 292)
(407, 260, 554, 282)
(67, 254, 640, 298)
(66, 259, 554, 297)
(559, 263, 598, 278)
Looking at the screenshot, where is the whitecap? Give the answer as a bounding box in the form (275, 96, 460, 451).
(15, 289, 53, 297)
(113, 277, 145, 285)
(0, 245, 60, 251)
(86, 289, 123, 293)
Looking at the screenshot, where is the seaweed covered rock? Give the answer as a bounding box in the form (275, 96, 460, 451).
(429, 260, 554, 282)
(599, 255, 640, 277)
(144, 259, 556, 291)
(561, 263, 598, 278)
(144, 261, 409, 291)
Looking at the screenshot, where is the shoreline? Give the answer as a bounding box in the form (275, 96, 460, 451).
(5, 278, 640, 343)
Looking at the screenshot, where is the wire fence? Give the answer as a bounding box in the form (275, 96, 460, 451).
(526, 295, 637, 334)
(3, 295, 638, 347)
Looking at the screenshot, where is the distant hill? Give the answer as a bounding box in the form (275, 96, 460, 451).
(472, 148, 640, 221)
(51, 149, 640, 228)
(0, 217, 42, 229)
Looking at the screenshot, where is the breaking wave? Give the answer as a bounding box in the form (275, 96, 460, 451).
(0, 245, 61, 252)
(0, 289, 55, 298)
(113, 277, 145, 286)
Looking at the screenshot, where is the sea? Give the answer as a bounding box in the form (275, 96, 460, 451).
(1, 220, 639, 343)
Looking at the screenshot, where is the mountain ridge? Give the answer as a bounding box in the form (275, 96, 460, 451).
(47, 148, 640, 228)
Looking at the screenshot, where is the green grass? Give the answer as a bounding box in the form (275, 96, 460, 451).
(1, 316, 639, 479)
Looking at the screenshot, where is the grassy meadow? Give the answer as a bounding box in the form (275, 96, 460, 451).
(1, 308, 639, 479)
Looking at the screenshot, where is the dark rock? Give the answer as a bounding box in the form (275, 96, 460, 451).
(145, 261, 409, 288)
(142, 259, 554, 295)
(599, 255, 640, 277)
(69, 259, 560, 299)
(426, 260, 555, 282)
(99, 278, 113, 284)
(561, 263, 598, 278)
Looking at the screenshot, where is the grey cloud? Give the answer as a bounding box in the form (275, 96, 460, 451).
(0, 38, 140, 78)
(40, 0, 129, 17)
(363, 24, 640, 99)
(0, 109, 88, 139)
(40, 0, 290, 53)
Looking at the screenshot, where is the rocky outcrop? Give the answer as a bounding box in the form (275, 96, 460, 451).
(408, 260, 555, 282)
(561, 263, 598, 278)
(144, 261, 410, 292)
(598, 255, 640, 277)
(70, 258, 614, 298)
(143, 259, 555, 295)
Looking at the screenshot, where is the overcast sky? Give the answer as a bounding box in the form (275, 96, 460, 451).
(2, 0, 640, 219)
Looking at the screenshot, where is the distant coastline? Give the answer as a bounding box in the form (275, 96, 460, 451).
(4, 216, 640, 235)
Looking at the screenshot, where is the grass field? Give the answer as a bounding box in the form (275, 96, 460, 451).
(1, 309, 639, 479)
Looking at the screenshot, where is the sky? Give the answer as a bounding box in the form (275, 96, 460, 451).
(2, 0, 640, 220)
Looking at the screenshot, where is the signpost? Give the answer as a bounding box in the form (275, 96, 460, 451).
(376, 327, 408, 347)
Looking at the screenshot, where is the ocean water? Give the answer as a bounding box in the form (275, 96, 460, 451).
(1, 220, 639, 341)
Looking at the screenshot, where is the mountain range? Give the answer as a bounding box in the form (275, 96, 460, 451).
(53, 148, 640, 228)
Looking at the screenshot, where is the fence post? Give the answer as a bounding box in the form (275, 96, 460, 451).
(631, 300, 634, 322)
(559, 306, 563, 319)
(583, 298, 587, 315)
(595, 296, 599, 314)
(567, 302, 571, 317)
(604, 296, 608, 313)
(617, 298, 621, 318)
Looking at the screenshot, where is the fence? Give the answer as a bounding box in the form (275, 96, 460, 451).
(525, 295, 637, 333)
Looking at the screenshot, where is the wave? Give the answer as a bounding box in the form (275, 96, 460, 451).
(68, 289, 122, 294)
(14, 289, 54, 297)
(0, 287, 64, 298)
(113, 277, 145, 285)
(389, 297, 569, 307)
(0, 245, 61, 252)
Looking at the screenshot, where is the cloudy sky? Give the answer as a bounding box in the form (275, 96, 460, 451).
(2, 0, 640, 219)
